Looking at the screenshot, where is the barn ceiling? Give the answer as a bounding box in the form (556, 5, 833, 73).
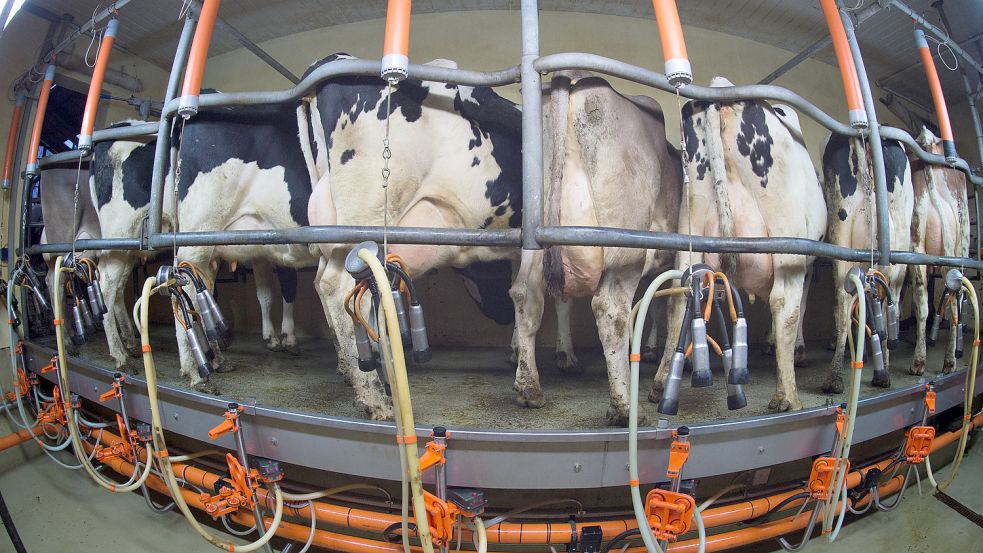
(17, 0, 983, 116)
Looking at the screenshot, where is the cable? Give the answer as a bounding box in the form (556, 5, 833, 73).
(0, 490, 27, 553)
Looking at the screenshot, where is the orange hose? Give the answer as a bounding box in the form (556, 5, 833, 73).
(651, 0, 691, 85)
(179, 0, 221, 113)
(915, 29, 954, 144)
(79, 19, 119, 149)
(2, 95, 24, 188)
(25, 65, 56, 173)
(818, 0, 865, 122)
(0, 426, 45, 452)
(383, 0, 411, 59)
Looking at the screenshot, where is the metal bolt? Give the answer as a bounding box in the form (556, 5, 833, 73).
(757, 446, 765, 454)
(270, 437, 278, 446)
(94, 385, 99, 392)
(173, 412, 179, 420)
(625, 463, 630, 470)
(573, 463, 583, 473)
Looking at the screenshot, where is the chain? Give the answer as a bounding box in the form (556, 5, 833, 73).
(71, 153, 84, 259)
(172, 118, 188, 267)
(382, 83, 393, 255)
(676, 87, 693, 268)
(859, 133, 874, 270)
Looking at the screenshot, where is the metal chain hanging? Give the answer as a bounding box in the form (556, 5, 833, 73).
(676, 87, 693, 267)
(859, 132, 875, 270)
(382, 82, 394, 255)
(172, 118, 188, 267)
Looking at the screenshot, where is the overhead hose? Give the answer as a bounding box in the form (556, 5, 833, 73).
(136, 276, 284, 552)
(52, 256, 154, 493)
(628, 268, 685, 553)
(358, 248, 435, 553)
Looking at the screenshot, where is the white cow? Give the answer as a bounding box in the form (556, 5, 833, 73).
(908, 127, 971, 376)
(651, 77, 827, 412)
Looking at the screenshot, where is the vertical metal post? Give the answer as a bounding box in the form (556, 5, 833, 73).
(935, 1, 983, 258)
(433, 426, 448, 553)
(148, 14, 198, 237)
(520, 0, 542, 250)
(840, 5, 892, 265)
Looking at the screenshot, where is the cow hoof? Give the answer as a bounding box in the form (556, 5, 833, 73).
(794, 346, 807, 368)
(768, 394, 791, 412)
(942, 358, 956, 374)
(358, 400, 394, 421)
(215, 359, 237, 374)
(825, 339, 836, 352)
(910, 359, 926, 376)
(554, 351, 582, 374)
(762, 344, 776, 357)
(871, 371, 892, 388)
(514, 387, 546, 409)
(822, 373, 844, 394)
(647, 381, 665, 404)
(193, 381, 219, 395)
(264, 335, 282, 351)
(280, 335, 299, 355)
(606, 407, 629, 427)
(121, 365, 139, 376)
(641, 346, 661, 363)
(125, 342, 142, 358)
(65, 342, 81, 357)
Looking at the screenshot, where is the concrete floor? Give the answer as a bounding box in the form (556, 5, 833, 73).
(1, 415, 980, 552)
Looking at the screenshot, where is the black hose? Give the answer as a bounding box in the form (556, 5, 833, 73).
(387, 263, 418, 302)
(712, 297, 732, 349)
(743, 492, 810, 526)
(725, 280, 744, 318)
(600, 529, 640, 553)
(0, 490, 28, 553)
(383, 521, 418, 544)
(674, 299, 694, 353)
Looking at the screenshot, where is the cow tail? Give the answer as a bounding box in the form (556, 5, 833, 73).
(703, 102, 739, 275)
(296, 98, 320, 189)
(543, 74, 571, 299)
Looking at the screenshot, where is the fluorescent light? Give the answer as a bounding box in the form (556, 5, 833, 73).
(4, 0, 27, 30)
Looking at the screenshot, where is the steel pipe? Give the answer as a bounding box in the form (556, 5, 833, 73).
(2, 91, 26, 190)
(840, 5, 892, 264)
(147, 14, 199, 237)
(520, 0, 543, 250)
(24, 64, 55, 176)
(211, 11, 300, 84)
(36, 122, 159, 170)
(79, 19, 120, 151)
(37, 0, 133, 68)
(26, 238, 143, 254)
(54, 51, 142, 93)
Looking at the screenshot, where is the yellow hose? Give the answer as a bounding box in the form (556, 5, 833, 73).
(358, 248, 435, 553)
(52, 256, 155, 492)
(136, 276, 284, 551)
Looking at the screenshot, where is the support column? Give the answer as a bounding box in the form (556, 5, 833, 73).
(520, 0, 542, 250)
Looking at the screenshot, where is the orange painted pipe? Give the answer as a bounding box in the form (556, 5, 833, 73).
(78, 19, 119, 151)
(24, 64, 56, 176)
(651, 0, 692, 86)
(0, 426, 44, 452)
(178, 0, 221, 118)
(381, 0, 412, 82)
(819, 0, 867, 128)
(2, 90, 25, 190)
(915, 28, 958, 162)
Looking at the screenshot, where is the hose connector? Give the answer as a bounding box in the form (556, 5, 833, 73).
(945, 269, 964, 292)
(843, 266, 866, 294)
(689, 317, 712, 388)
(868, 291, 885, 339)
(345, 242, 384, 281)
(886, 301, 899, 350)
(392, 289, 412, 346)
(354, 322, 378, 372)
(955, 322, 965, 359)
(868, 332, 888, 386)
(722, 348, 746, 410)
(70, 302, 88, 345)
(196, 288, 231, 349)
(730, 317, 749, 385)
(185, 324, 214, 378)
(408, 302, 431, 363)
(658, 350, 685, 415)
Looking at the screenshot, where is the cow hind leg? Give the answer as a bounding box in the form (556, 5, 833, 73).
(823, 261, 852, 394)
(910, 264, 929, 375)
(316, 252, 392, 420)
(553, 297, 580, 373)
(277, 267, 299, 353)
(252, 262, 281, 351)
(650, 290, 687, 404)
(768, 265, 806, 412)
(98, 254, 138, 375)
(592, 274, 636, 426)
(509, 249, 547, 408)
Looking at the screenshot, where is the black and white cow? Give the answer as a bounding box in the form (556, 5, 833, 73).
(908, 127, 970, 376)
(528, 72, 682, 424)
(301, 54, 588, 419)
(651, 77, 827, 412)
(820, 133, 913, 393)
(39, 162, 102, 294)
(91, 105, 316, 391)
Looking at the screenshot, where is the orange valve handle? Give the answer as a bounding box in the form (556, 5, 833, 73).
(178, 0, 221, 118)
(99, 380, 122, 403)
(78, 19, 119, 151)
(2, 90, 26, 190)
(807, 456, 849, 501)
(644, 489, 696, 542)
(25, 64, 56, 176)
(651, 0, 692, 86)
(924, 386, 936, 414)
(381, 0, 411, 82)
(818, 0, 867, 128)
(40, 356, 58, 374)
(4, 368, 28, 402)
(207, 406, 242, 440)
(914, 28, 957, 162)
(418, 440, 446, 473)
(666, 432, 690, 479)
